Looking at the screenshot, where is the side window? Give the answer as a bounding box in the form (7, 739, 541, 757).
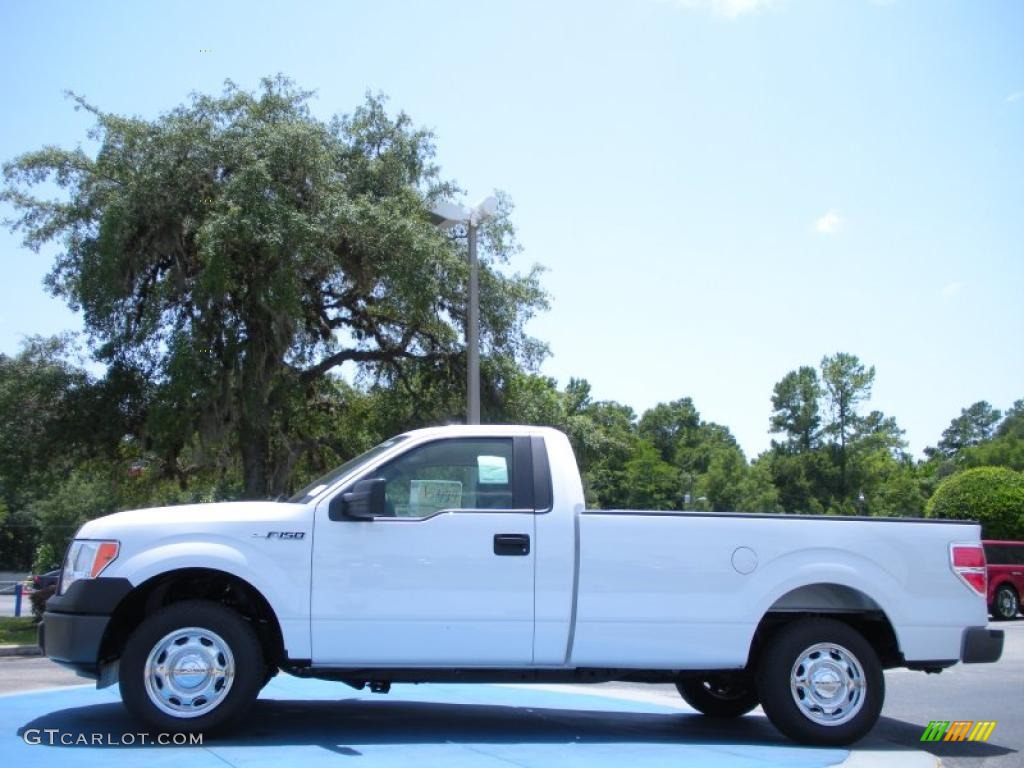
(376, 438, 517, 518)
(1012, 545, 1024, 566)
(992, 545, 1010, 565)
(984, 544, 1024, 565)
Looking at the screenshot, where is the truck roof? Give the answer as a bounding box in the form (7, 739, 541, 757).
(398, 424, 563, 439)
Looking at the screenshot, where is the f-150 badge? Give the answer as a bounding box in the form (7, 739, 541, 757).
(253, 531, 306, 539)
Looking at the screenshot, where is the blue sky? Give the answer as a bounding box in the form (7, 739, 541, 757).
(1, 0, 1021, 459)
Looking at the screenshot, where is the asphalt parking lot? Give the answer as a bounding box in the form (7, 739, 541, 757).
(2, 621, 1020, 768)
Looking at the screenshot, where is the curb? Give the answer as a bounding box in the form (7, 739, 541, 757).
(0, 644, 42, 657)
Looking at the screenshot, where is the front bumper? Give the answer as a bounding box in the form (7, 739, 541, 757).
(40, 577, 133, 677)
(961, 626, 1004, 663)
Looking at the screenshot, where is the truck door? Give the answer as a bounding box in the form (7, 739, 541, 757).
(310, 436, 536, 665)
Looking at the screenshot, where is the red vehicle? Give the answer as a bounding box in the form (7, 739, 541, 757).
(983, 540, 1024, 620)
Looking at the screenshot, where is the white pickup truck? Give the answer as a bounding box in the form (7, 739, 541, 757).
(41, 425, 1003, 745)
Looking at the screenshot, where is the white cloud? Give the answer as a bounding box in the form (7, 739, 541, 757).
(814, 210, 844, 235)
(941, 281, 963, 298)
(1006, 91, 1024, 103)
(671, 0, 777, 19)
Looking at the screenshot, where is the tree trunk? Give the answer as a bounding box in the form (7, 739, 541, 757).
(239, 417, 270, 499)
(238, 327, 273, 499)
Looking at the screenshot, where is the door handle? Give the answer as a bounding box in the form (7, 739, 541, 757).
(494, 534, 530, 556)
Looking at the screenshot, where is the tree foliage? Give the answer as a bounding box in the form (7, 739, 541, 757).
(0, 337, 92, 503)
(957, 400, 1024, 472)
(820, 352, 876, 495)
(28, 465, 117, 573)
(770, 366, 821, 452)
(0, 337, 120, 568)
(622, 441, 680, 509)
(937, 401, 1003, 457)
(925, 467, 1024, 539)
(2, 77, 547, 498)
(764, 353, 914, 515)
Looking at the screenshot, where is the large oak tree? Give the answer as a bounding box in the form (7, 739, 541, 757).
(3, 77, 547, 497)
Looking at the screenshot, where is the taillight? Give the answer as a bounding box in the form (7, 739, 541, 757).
(950, 542, 987, 596)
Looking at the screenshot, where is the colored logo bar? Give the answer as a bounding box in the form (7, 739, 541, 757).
(921, 720, 996, 742)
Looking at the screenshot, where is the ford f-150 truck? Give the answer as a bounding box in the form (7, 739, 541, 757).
(41, 425, 1004, 745)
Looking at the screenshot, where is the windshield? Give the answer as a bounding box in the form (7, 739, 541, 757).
(286, 435, 409, 503)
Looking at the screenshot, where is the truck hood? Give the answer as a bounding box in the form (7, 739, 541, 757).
(77, 501, 306, 538)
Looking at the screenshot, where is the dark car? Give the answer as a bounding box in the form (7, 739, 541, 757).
(31, 568, 61, 591)
(983, 540, 1024, 620)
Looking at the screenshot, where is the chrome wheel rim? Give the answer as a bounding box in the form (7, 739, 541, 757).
(999, 589, 1017, 616)
(790, 642, 866, 726)
(144, 627, 235, 718)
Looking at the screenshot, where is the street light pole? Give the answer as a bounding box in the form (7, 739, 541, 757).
(428, 195, 498, 426)
(466, 217, 481, 425)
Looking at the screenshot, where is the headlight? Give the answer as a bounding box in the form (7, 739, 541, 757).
(59, 540, 119, 595)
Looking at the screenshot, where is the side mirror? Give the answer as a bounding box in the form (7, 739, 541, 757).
(329, 478, 386, 521)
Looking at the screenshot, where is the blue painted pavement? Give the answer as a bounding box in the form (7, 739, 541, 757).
(4, 674, 849, 767)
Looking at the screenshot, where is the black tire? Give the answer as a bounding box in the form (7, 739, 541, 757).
(676, 674, 759, 717)
(755, 618, 884, 746)
(991, 584, 1020, 621)
(261, 666, 279, 689)
(119, 600, 264, 733)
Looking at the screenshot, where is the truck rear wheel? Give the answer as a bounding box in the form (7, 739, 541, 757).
(676, 674, 759, 717)
(119, 600, 264, 733)
(755, 618, 883, 746)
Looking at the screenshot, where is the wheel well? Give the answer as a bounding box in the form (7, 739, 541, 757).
(749, 583, 903, 669)
(100, 568, 285, 669)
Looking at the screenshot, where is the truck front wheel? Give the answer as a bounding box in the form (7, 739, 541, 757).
(676, 674, 759, 717)
(119, 600, 264, 733)
(755, 618, 883, 746)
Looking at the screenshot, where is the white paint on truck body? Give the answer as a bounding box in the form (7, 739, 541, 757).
(78, 425, 986, 670)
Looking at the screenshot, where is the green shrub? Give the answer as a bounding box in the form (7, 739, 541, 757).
(925, 466, 1024, 539)
(32, 542, 62, 576)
